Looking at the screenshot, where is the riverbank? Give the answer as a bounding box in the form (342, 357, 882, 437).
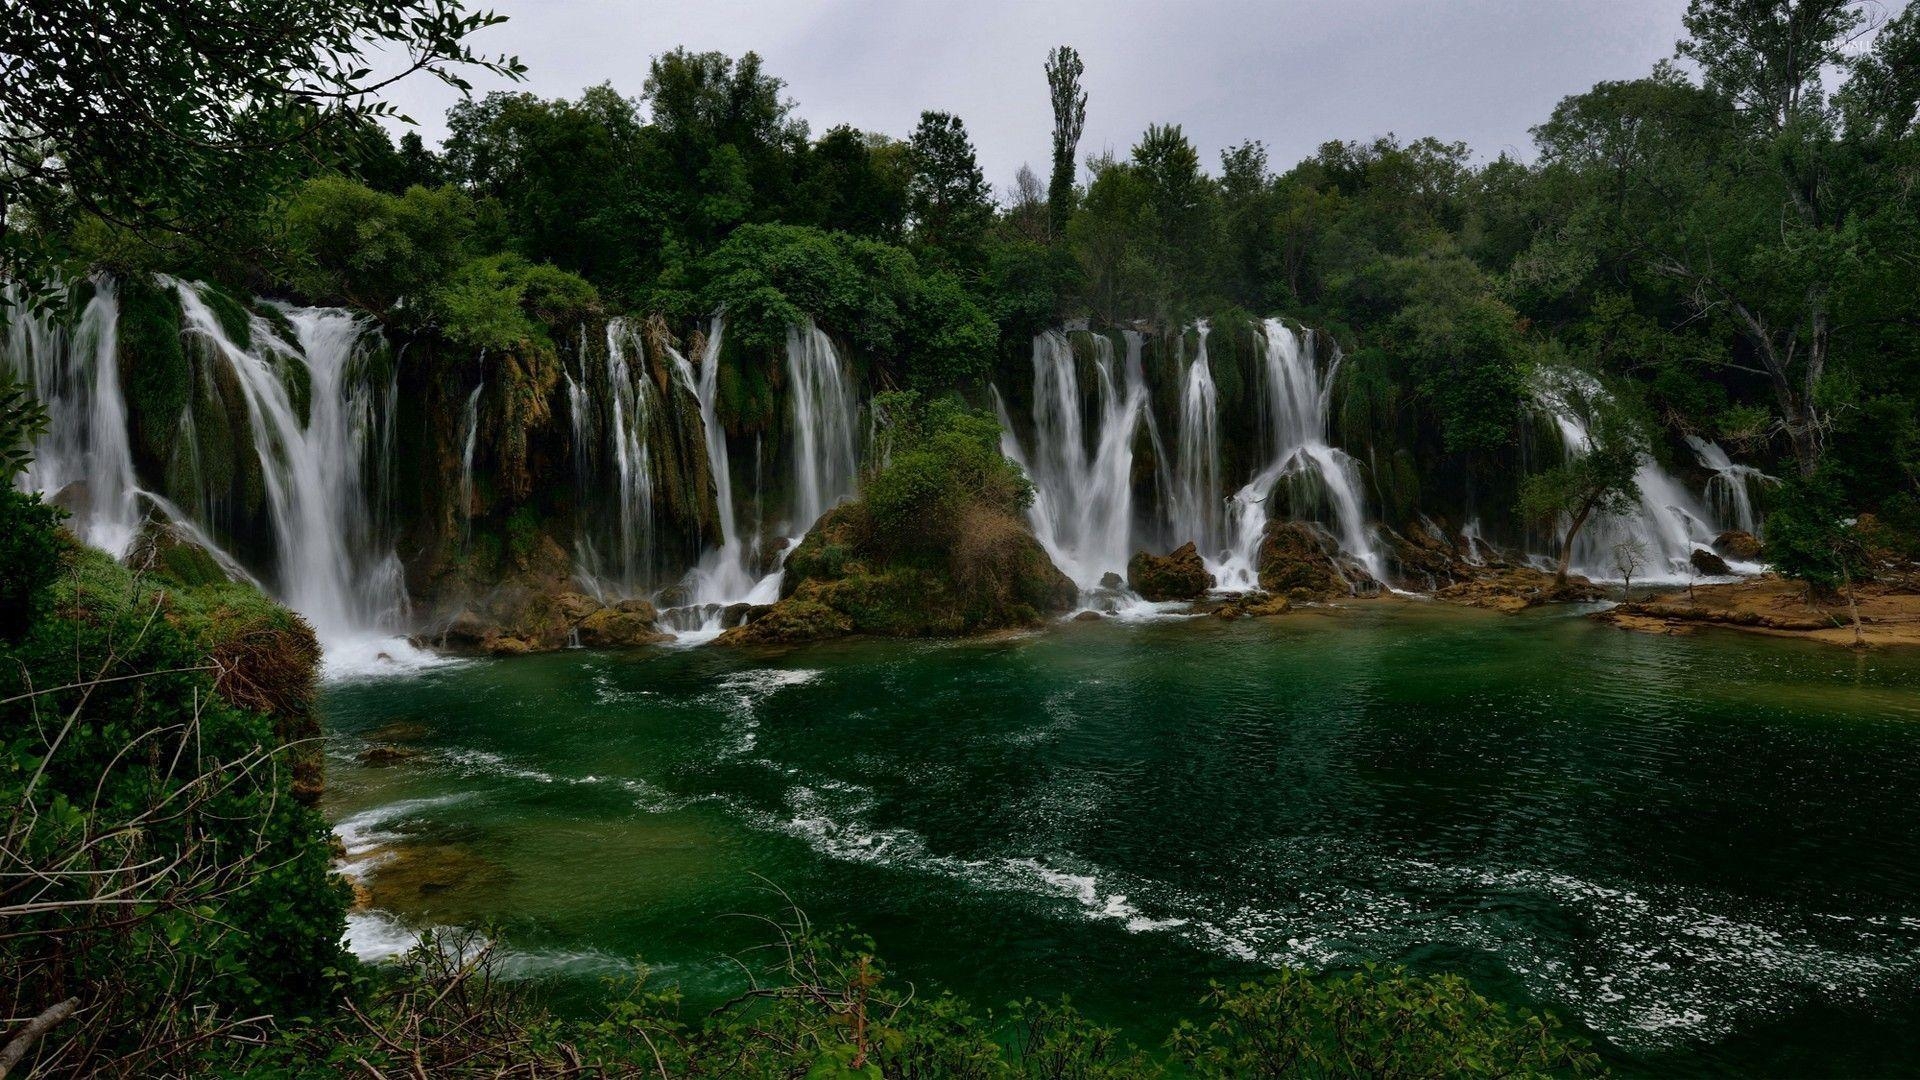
(1598, 574, 1920, 649)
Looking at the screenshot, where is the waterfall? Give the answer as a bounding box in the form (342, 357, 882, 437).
(1528, 368, 1736, 582)
(171, 283, 411, 647)
(787, 319, 859, 534)
(1213, 318, 1381, 591)
(660, 317, 860, 640)
(8, 276, 429, 673)
(458, 384, 483, 546)
(1686, 435, 1773, 536)
(1173, 322, 1222, 554)
(663, 317, 775, 623)
(999, 330, 1150, 592)
(5, 279, 141, 556)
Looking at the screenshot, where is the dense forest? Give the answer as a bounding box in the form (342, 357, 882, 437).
(4, 0, 1920, 1075)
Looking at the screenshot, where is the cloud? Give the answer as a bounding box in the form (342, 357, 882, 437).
(375, 0, 1685, 190)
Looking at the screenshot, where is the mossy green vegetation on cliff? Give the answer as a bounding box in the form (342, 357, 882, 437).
(724, 392, 1075, 643)
(0, 487, 346, 1073)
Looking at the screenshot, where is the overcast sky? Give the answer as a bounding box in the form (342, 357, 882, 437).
(377, 0, 1691, 194)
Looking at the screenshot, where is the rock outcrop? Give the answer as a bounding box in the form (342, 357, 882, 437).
(719, 502, 1076, 645)
(1211, 592, 1294, 619)
(1127, 542, 1214, 600)
(1690, 547, 1733, 577)
(1712, 530, 1764, 561)
(1257, 521, 1380, 599)
(1434, 567, 1604, 613)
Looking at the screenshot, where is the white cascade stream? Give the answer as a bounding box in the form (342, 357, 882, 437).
(1213, 318, 1381, 591)
(658, 317, 860, 641)
(997, 330, 1151, 593)
(1172, 322, 1222, 557)
(7, 277, 434, 676)
(5, 278, 141, 557)
(1529, 368, 1759, 583)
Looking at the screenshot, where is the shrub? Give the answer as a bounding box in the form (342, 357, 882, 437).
(0, 500, 347, 1077)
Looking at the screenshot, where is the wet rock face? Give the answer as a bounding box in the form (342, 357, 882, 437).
(1713, 530, 1764, 561)
(1256, 521, 1378, 599)
(1211, 592, 1294, 619)
(1435, 567, 1604, 612)
(576, 607, 672, 648)
(439, 587, 669, 654)
(1690, 547, 1734, 577)
(1127, 542, 1215, 601)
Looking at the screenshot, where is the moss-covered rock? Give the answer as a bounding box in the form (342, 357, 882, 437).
(576, 606, 672, 648)
(118, 275, 190, 477)
(1257, 521, 1380, 599)
(1127, 541, 1215, 600)
(722, 501, 1075, 645)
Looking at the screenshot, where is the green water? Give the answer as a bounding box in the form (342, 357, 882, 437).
(322, 605, 1920, 1076)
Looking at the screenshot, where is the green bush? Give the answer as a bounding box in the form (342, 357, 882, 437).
(0, 499, 347, 1076)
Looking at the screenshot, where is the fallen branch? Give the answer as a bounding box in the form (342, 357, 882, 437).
(0, 996, 80, 1079)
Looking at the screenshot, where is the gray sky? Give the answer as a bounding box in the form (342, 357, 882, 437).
(377, 0, 1689, 193)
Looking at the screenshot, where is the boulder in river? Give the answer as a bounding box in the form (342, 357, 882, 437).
(1257, 521, 1379, 599)
(1712, 530, 1764, 561)
(1690, 547, 1734, 577)
(1127, 542, 1214, 600)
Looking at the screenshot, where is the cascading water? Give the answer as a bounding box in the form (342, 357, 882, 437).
(172, 283, 413, 655)
(999, 331, 1149, 591)
(1528, 368, 1745, 582)
(659, 317, 860, 640)
(5, 279, 141, 556)
(458, 384, 483, 547)
(1686, 435, 1773, 536)
(786, 319, 859, 535)
(8, 276, 429, 674)
(1213, 318, 1381, 591)
(1172, 322, 1222, 556)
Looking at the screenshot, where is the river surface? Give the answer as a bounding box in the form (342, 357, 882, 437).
(322, 604, 1920, 1076)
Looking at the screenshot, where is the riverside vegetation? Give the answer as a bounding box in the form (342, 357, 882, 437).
(4, 0, 1920, 1075)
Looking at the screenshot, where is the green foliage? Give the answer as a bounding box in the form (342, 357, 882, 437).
(0, 503, 346, 1076)
(907, 111, 994, 268)
(118, 275, 190, 469)
(863, 391, 1031, 551)
(0, 0, 520, 294)
(699, 223, 995, 389)
(1045, 46, 1089, 240)
(282, 177, 476, 312)
(0, 367, 50, 480)
(281, 176, 599, 351)
(0, 488, 62, 640)
(1171, 967, 1603, 1078)
(1764, 471, 1869, 593)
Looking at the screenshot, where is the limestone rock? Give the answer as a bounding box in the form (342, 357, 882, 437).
(1690, 547, 1734, 577)
(614, 597, 659, 621)
(1257, 521, 1379, 599)
(576, 607, 671, 648)
(1127, 542, 1215, 600)
(1712, 530, 1764, 561)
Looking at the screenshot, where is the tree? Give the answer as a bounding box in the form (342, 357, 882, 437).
(1613, 536, 1648, 601)
(1045, 45, 1088, 239)
(1766, 470, 1871, 643)
(0, 0, 522, 294)
(906, 111, 994, 267)
(1533, 4, 1920, 476)
(1519, 395, 1647, 587)
(1005, 164, 1050, 243)
(1131, 123, 1216, 310)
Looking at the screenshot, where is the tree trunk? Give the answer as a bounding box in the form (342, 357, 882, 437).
(1554, 502, 1594, 589)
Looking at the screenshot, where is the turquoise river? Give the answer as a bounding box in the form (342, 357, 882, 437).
(322, 604, 1920, 1076)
